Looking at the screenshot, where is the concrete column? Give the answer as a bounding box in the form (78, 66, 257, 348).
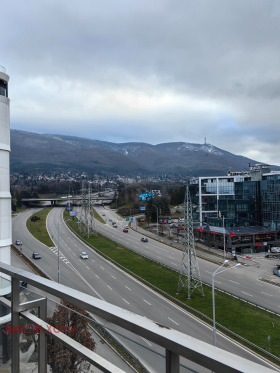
(0, 66, 11, 270)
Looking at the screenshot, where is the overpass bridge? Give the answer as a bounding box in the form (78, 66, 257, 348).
(22, 194, 114, 206)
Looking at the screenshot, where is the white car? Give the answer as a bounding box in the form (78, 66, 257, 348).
(80, 252, 88, 259)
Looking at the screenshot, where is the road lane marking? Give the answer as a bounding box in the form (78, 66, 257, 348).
(95, 274, 99, 279)
(143, 299, 151, 305)
(122, 298, 129, 304)
(141, 337, 152, 347)
(86, 266, 90, 270)
(111, 275, 116, 279)
(91, 259, 95, 263)
(229, 280, 239, 285)
(261, 292, 273, 297)
(168, 317, 179, 326)
(241, 291, 253, 297)
(100, 266, 104, 270)
(107, 285, 112, 290)
(125, 286, 131, 291)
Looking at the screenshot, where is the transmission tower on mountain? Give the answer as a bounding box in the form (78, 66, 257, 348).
(177, 184, 204, 299)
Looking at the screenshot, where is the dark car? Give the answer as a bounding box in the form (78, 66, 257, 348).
(20, 281, 27, 289)
(141, 237, 148, 242)
(32, 252, 41, 259)
(273, 265, 280, 277)
(123, 228, 128, 233)
(15, 240, 22, 245)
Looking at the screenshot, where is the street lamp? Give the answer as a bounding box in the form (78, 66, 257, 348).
(152, 204, 159, 236)
(212, 260, 241, 346)
(57, 223, 60, 283)
(223, 216, 226, 259)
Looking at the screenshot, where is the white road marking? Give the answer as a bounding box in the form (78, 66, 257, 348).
(91, 259, 95, 263)
(241, 291, 253, 297)
(86, 266, 90, 270)
(111, 275, 116, 279)
(143, 299, 151, 305)
(122, 298, 129, 304)
(95, 274, 99, 279)
(215, 281, 222, 285)
(168, 317, 179, 326)
(125, 286, 131, 291)
(229, 280, 239, 285)
(141, 337, 152, 347)
(261, 292, 273, 297)
(100, 266, 104, 270)
(107, 285, 112, 290)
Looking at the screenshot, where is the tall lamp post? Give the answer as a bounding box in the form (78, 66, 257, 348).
(223, 216, 226, 259)
(152, 204, 159, 236)
(212, 260, 241, 346)
(57, 223, 60, 283)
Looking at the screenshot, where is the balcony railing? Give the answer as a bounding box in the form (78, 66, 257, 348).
(0, 262, 277, 373)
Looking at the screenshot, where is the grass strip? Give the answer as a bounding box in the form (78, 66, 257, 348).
(26, 208, 54, 247)
(65, 213, 280, 362)
(92, 208, 106, 224)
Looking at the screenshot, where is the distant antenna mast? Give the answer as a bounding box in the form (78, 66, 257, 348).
(204, 137, 206, 145)
(177, 184, 204, 299)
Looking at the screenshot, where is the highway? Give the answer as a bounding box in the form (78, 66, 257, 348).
(12, 207, 280, 372)
(93, 205, 280, 315)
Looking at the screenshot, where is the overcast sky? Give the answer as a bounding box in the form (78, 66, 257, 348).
(2, 0, 280, 165)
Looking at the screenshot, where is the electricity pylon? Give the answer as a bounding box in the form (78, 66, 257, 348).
(177, 184, 204, 299)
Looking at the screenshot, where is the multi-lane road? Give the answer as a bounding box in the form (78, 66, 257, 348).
(93, 205, 280, 315)
(12, 206, 280, 372)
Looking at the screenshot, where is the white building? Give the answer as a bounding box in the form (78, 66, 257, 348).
(0, 65, 11, 268)
(0, 66, 11, 361)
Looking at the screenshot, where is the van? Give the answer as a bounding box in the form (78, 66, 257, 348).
(271, 247, 280, 253)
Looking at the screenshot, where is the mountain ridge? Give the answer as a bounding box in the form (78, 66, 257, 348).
(10, 130, 278, 177)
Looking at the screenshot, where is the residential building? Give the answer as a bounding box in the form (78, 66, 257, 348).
(0, 65, 11, 361)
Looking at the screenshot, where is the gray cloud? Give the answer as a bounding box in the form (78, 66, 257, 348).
(3, 0, 280, 166)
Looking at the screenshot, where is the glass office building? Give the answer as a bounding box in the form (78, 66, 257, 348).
(190, 164, 280, 254)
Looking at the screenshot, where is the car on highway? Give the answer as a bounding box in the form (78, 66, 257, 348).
(141, 237, 148, 242)
(80, 252, 89, 259)
(124, 225, 129, 229)
(32, 252, 41, 259)
(273, 265, 280, 276)
(20, 281, 27, 289)
(15, 240, 22, 245)
(113, 224, 118, 228)
(123, 228, 128, 233)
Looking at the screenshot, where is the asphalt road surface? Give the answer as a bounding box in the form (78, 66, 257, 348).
(12, 207, 280, 372)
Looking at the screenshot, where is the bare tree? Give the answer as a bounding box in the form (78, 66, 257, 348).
(47, 300, 95, 373)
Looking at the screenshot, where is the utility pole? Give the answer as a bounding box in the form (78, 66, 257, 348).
(177, 184, 204, 299)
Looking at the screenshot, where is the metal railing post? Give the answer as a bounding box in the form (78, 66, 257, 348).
(11, 277, 20, 373)
(166, 349, 179, 373)
(38, 298, 47, 373)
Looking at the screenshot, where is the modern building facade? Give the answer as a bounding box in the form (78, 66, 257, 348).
(0, 65, 11, 362)
(190, 164, 280, 254)
(0, 65, 11, 267)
